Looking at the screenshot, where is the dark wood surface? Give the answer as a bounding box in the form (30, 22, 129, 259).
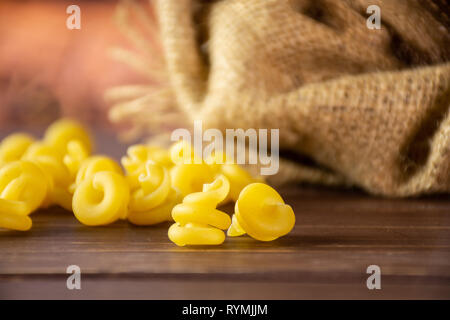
(0, 131, 450, 299)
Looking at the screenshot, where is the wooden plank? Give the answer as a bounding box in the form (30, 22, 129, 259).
(1, 186, 449, 299)
(2, 276, 449, 299)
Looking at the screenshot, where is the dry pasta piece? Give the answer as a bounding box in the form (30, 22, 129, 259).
(22, 142, 72, 210)
(128, 188, 181, 226)
(70, 156, 123, 193)
(44, 119, 93, 154)
(170, 140, 201, 165)
(0, 161, 48, 215)
(63, 140, 90, 179)
(0, 133, 35, 167)
(227, 183, 295, 241)
(168, 222, 226, 246)
(0, 161, 48, 231)
(0, 212, 32, 231)
(128, 161, 181, 225)
(130, 161, 171, 211)
(170, 163, 215, 198)
(122, 144, 172, 190)
(73, 171, 130, 226)
(205, 151, 261, 202)
(221, 163, 260, 202)
(169, 141, 215, 197)
(168, 175, 231, 246)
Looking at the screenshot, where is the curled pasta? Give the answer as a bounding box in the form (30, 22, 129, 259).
(130, 161, 171, 212)
(128, 189, 181, 226)
(70, 156, 123, 193)
(0, 161, 48, 231)
(0, 161, 48, 213)
(73, 171, 130, 226)
(63, 140, 90, 179)
(168, 175, 231, 246)
(23, 143, 71, 188)
(44, 119, 93, 154)
(206, 151, 260, 202)
(0, 133, 35, 167)
(170, 164, 215, 198)
(128, 161, 181, 225)
(169, 142, 215, 197)
(168, 222, 226, 246)
(170, 140, 198, 165)
(228, 183, 295, 241)
(22, 142, 72, 210)
(122, 144, 172, 190)
(221, 163, 259, 202)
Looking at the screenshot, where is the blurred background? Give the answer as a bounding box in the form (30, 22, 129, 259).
(0, 0, 151, 134)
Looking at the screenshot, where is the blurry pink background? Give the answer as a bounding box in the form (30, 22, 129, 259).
(0, 0, 151, 131)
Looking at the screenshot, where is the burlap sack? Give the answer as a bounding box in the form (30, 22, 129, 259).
(109, 0, 450, 197)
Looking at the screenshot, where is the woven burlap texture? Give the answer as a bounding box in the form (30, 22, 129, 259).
(122, 0, 450, 197)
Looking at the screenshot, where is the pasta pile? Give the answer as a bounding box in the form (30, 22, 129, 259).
(0, 120, 295, 246)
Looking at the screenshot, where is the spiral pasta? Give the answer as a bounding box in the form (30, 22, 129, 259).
(22, 142, 72, 210)
(169, 141, 215, 197)
(221, 163, 259, 202)
(122, 144, 172, 190)
(129, 161, 170, 211)
(227, 183, 295, 241)
(128, 163, 181, 226)
(170, 140, 197, 165)
(0, 161, 48, 231)
(168, 175, 231, 246)
(0, 133, 35, 167)
(63, 140, 90, 179)
(0, 119, 295, 244)
(73, 171, 130, 226)
(70, 156, 123, 193)
(206, 151, 260, 202)
(44, 119, 93, 155)
(0, 160, 48, 214)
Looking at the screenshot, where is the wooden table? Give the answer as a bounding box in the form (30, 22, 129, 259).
(0, 130, 449, 299)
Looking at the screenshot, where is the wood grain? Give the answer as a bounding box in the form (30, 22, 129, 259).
(0, 131, 449, 299)
(0, 186, 449, 299)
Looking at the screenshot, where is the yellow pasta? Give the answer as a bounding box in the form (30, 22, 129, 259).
(220, 163, 259, 202)
(0, 133, 35, 167)
(0, 120, 295, 245)
(63, 140, 90, 179)
(128, 161, 181, 225)
(170, 163, 215, 198)
(206, 151, 260, 203)
(169, 141, 215, 197)
(22, 142, 72, 210)
(44, 118, 93, 155)
(23, 143, 70, 187)
(73, 171, 130, 226)
(122, 144, 172, 190)
(170, 140, 197, 165)
(70, 156, 123, 193)
(0, 212, 32, 232)
(129, 161, 169, 210)
(0, 161, 48, 214)
(227, 183, 295, 241)
(0, 161, 48, 231)
(168, 175, 231, 246)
